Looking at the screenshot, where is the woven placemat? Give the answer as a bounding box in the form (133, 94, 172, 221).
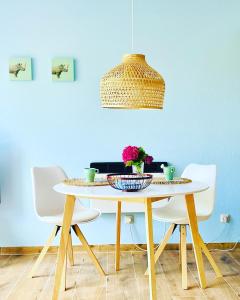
(63, 178, 109, 187)
(152, 177, 192, 185)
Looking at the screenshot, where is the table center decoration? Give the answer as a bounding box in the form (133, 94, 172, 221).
(152, 177, 192, 185)
(63, 178, 109, 187)
(107, 173, 153, 192)
(122, 145, 153, 173)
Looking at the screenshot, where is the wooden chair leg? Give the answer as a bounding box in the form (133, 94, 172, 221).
(199, 234, 222, 278)
(52, 195, 76, 300)
(67, 231, 74, 266)
(28, 225, 59, 278)
(180, 225, 188, 289)
(185, 194, 206, 289)
(145, 223, 176, 275)
(72, 224, 105, 276)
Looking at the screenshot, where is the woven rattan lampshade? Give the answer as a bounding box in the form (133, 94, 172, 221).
(100, 54, 165, 109)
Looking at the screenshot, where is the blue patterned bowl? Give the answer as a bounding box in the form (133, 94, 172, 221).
(107, 173, 152, 192)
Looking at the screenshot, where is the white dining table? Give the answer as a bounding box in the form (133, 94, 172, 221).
(52, 181, 209, 300)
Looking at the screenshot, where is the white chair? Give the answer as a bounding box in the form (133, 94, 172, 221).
(29, 166, 105, 285)
(146, 164, 222, 289)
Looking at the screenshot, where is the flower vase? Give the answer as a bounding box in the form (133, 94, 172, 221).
(132, 163, 144, 174)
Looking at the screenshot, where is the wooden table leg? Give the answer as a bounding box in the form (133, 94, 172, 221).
(180, 225, 188, 290)
(67, 231, 74, 266)
(185, 194, 207, 289)
(145, 198, 157, 300)
(52, 195, 76, 300)
(179, 230, 182, 267)
(60, 252, 67, 292)
(115, 201, 121, 271)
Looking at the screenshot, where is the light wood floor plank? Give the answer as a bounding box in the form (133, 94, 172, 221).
(106, 251, 139, 300)
(171, 297, 207, 300)
(230, 249, 240, 266)
(64, 251, 107, 300)
(132, 251, 150, 300)
(0, 255, 10, 267)
(213, 251, 240, 298)
(0, 255, 35, 299)
(187, 250, 239, 300)
(230, 249, 240, 287)
(37, 255, 57, 300)
(7, 254, 56, 300)
(0, 250, 239, 300)
(39, 252, 107, 300)
(159, 251, 206, 298)
(132, 251, 172, 300)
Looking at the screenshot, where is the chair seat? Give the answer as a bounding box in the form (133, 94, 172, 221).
(152, 207, 209, 225)
(39, 207, 100, 226)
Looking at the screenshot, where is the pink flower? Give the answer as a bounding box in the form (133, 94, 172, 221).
(144, 155, 153, 165)
(122, 146, 139, 163)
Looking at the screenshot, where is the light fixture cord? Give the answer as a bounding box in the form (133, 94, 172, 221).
(131, 0, 134, 52)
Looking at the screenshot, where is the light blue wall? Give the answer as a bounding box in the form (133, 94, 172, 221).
(0, 0, 240, 246)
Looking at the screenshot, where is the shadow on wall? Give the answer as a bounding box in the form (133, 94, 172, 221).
(0, 134, 24, 243)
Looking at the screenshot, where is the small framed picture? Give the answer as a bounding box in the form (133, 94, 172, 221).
(9, 57, 32, 81)
(52, 58, 75, 81)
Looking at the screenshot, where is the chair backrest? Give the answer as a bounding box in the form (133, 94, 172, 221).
(90, 161, 168, 174)
(31, 166, 67, 217)
(181, 163, 216, 216)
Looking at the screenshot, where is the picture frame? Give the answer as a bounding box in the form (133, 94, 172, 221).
(52, 57, 75, 81)
(9, 57, 32, 81)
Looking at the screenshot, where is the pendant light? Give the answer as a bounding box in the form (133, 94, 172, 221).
(100, 0, 165, 109)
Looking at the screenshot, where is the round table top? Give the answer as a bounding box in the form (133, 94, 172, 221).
(53, 181, 209, 200)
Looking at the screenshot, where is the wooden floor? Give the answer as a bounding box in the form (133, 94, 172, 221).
(0, 250, 239, 300)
